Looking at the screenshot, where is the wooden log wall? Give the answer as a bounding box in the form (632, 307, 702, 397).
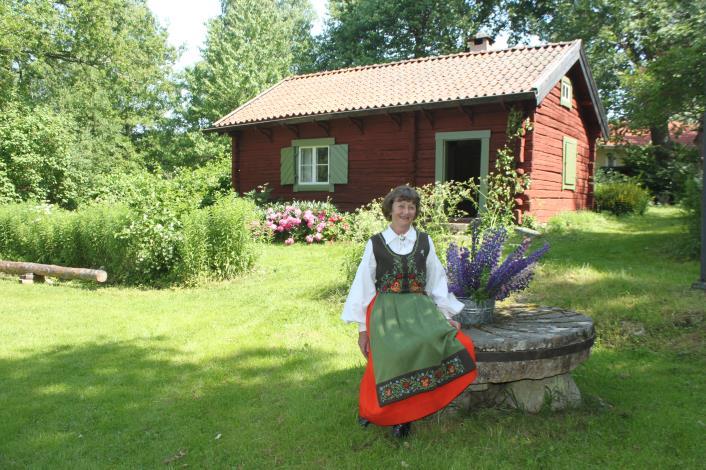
(525, 66, 602, 222)
(235, 105, 511, 212)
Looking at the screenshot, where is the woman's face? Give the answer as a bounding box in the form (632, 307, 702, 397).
(390, 198, 417, 232)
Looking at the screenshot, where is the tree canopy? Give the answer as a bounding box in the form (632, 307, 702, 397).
(0, 0, 702, 207)
(316, 0, 498, 69)
(499, 0, 705, 144)
(185, 0, 315, 126)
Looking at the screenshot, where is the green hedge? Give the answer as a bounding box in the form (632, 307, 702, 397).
(594, 181, 651, 216)
(0, 197, 259, 285)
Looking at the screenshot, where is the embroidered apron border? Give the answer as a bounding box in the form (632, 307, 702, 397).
(375, 349, 476, 407)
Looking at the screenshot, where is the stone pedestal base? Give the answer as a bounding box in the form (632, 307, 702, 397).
(462, 373, 581, 413)
(449, 305, 594, 415)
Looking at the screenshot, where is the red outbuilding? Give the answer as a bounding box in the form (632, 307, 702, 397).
(209, 39, 608, 222)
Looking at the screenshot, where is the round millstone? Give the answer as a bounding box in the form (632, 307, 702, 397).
(463, 304, 595, 384)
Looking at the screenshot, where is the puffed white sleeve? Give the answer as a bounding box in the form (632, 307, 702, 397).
(341, 240, 377, 332)
(425, 237, 464, 320)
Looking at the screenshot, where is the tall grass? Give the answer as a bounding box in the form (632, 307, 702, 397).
(0, 197, 259, 285)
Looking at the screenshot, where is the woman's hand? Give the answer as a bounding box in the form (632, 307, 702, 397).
(358, 332, 370, 359)
(448, 319, 461, 330)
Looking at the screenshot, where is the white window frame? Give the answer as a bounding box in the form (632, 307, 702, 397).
(560, 76, 573, 109)
(298, 145, 330, 185)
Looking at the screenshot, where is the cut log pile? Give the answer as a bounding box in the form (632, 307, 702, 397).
(0, 260, 107, 284)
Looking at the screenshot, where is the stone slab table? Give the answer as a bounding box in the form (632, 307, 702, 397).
(457, 304, 595, 413)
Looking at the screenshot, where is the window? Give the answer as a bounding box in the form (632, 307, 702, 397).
(560, 76, 573, 109)
(280, 137, 347, 192)
(298, 146, 329, 184)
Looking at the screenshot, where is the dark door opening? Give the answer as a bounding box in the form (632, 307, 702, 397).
(446, 139, 481, 217)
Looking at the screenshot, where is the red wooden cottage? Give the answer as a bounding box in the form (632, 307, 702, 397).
(208, 39, 608, 222)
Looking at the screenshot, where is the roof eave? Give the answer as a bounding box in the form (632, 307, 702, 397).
(203, 92, 537, 134)
(533, 40, 609, 139)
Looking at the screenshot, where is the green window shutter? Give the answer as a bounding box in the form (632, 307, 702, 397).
(280, 147, 294, 185)
(563, 137, 577, 190)
(329, 144, 348, 185)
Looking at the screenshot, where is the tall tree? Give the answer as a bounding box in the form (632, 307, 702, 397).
(499, 0, 706, 149)
(185, 0, 315, 126)
(0, 0, 177, 176)
(316, 0, 498, 70)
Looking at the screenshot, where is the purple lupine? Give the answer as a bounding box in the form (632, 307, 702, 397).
(486, 242, 550, 300)
(446, 243, 464, 297)
(485, 237, 531, 294)
(495, 266, 534, 301)
(447, 226, 549, 302)
(466, 227, 507, 294)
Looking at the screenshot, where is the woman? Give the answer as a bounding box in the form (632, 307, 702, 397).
(342, 185, 478, 438)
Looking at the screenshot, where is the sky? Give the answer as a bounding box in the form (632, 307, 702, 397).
(147, 1, 524, 71)
(147, 0, 329, 70)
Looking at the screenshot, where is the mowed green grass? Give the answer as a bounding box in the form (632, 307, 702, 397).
(0, 207, 704, 469)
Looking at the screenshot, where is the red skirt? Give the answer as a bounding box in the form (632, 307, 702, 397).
(358, 295, 478, 426)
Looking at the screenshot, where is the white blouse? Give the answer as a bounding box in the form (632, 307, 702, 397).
(341, 226, 464, 332)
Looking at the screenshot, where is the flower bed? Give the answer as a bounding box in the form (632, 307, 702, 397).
(262, 201, 350, 245)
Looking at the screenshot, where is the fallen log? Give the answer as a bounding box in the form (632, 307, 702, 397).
(0, 260, 107, 283)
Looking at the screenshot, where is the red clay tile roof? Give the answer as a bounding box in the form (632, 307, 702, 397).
(213, 41, 588, 130)
(603, 122, 700, 147)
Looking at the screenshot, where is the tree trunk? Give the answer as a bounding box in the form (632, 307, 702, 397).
(650, 121, 673, 165)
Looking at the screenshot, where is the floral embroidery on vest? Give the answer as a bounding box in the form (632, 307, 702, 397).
(372, 232, 429, 294)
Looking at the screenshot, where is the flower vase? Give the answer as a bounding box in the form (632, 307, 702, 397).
(455, 298, 496, 327)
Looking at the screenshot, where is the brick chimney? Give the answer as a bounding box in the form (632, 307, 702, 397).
(467, 33, 494, 52)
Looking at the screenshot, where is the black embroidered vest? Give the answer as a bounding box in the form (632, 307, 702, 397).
(371, 232, 430, 294)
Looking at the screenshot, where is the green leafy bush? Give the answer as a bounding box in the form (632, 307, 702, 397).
(84, 156, 232, 213)
(621, 143, 701, 203)
(0, 203, 133, 282)
(594, 181, 651, 216)
(0, 103, 82, 208)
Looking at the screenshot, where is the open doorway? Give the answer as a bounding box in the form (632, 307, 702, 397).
(445, 139, 482, 217)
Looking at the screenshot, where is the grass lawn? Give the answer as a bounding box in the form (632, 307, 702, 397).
(0, 207, 704, 468)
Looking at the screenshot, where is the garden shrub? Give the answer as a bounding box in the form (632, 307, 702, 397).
(84, 156, 232, 213)
(197, 195, 259, 279)
(621, 143, 701, 203)
(0, 103, 82, 208)
(116, 195, 183, 283)
(342, 242, 367, 285)
(594, 181, 651, 216)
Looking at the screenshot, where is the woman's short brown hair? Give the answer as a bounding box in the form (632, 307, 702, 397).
(382, 185, 421, 221)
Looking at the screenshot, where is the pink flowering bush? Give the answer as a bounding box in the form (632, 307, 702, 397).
(263, 201, 350, 245)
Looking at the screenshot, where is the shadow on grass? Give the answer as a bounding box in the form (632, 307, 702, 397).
(309, 280, 350, 301)
(0, 340, 704, 467)
(0, 340, 366, 467)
